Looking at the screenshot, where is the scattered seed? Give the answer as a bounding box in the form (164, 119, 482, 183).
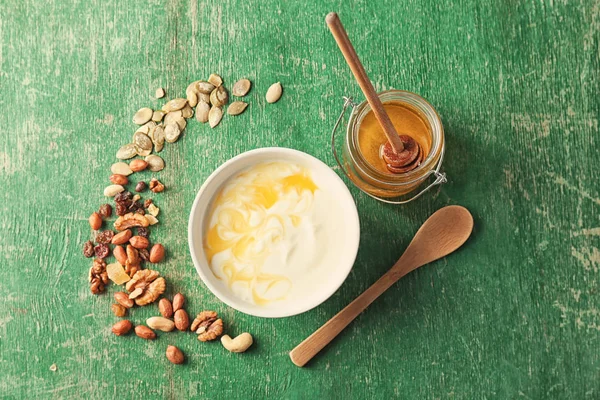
(133, 132, 153, 154)
(207, 74, 222, 87)
(181, 104, 194, 119)
(152, 125, 165, 152)
(186, 91, 198, 108)
(210, 86, 228, 107)
(266, 82, 282, 103)
(227, 101, 248, 116)
(116, 144, 137, 160)
(165, 123, 181, 143)
(49, 364, 57, 372)
(111, 162, 133, 176)
(104, 184, 125, 197)
(196, 102, 210, 123)
(152, 110, 166, 122)
(162, 98, 188, 112)
(199, 92, 211, 104)
(155, 87, 165, 99)
(136, 121, 156, 134)
(197, 81, 215, 94)
(145, 155, 165, 172)
(133, 107, 153, 125)
(232, 79, 251, 97)
(208, 107, 223, 128)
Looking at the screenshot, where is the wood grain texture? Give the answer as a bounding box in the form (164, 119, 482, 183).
(0, 0, 598, 398)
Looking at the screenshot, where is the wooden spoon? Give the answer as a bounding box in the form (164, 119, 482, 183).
(289, 206, 474, 367)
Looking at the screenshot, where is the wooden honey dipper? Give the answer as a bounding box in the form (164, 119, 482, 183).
(326, 12, 422, 173)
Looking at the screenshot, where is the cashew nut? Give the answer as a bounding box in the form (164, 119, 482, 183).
(220, 332, 253, 353)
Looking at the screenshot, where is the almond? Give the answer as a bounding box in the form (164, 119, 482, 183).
(129, 236, 149, 249)
(89, 212, 102, 230)
(111, 229, 132, 245)
(126, 245, 140, 265)
(149, 243, 165, 263)
(135, 325, 157, 340)
(109, 174, 129, 185)
(111, 303, 127, 317)
(166, 345, 184, 364)
(114, 292, 134, 308)
(174, 309, 189, 331)
(172, 293, 185, 312)
(159, 298, 174, 318)
(146, 316, 175, 332)
(111, 320, 133, 336)
(130, 159, 148, 172)
(113, 245, 128, 265)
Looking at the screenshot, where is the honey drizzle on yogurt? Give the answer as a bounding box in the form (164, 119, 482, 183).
(204, 162, 319, 305)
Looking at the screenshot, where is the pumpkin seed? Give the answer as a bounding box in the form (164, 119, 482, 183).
(232, 79, 251, 96)
(207, 74, 222, 87)
(197, 81, 215, 94)
(104, 184, 125, 197)
(133, 107, 153, 125)
(153, 125, 165, 152)
(266, 82, 282, 103)
(195, 102, 210, 123)
(162, 98, 188, 112)
(135, 145, 152, 157)
(208, 107, 223, 128)
(210, 86, 228, 107)
(186, 91, 198, 108)
(116, 144, 137, 160)
(152, 110, 165, 122)
(145, 155, 165, 172)
(165, 123, 181, 143)
(136, 121, 156, 134)
(182, 104, 194, 119)
(155, 88, 165, 99)
(133, 132, 153, 151)
(111, 162, 133, 176)
(163, 110, 182, 126)
(174, 117, 187, 131)
(227, 101, 248, 116)
(199, 92, 211, 104)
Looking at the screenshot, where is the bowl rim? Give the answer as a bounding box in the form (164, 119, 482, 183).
(187, 147, 360, 318)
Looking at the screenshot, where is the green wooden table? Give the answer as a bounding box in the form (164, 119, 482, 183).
(1, 0, 598, 398)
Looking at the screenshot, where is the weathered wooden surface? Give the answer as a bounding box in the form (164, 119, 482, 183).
(0, 0, 598, 398)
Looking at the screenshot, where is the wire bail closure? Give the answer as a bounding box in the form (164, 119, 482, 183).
(331, 96, 447, 204)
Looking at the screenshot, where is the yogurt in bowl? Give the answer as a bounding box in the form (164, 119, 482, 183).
(188, 148, 360, 318)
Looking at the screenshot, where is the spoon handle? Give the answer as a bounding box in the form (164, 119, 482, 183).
(289, 265, 411, 367)
(325, 12, 404, 153)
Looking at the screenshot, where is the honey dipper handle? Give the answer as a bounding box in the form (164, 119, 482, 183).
(325, 12, 404, 153)
(289, 268, 402, 367)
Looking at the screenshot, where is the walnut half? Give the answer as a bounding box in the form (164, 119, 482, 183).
(125, 269, 165, 306)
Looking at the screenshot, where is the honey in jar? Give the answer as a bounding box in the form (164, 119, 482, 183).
(357, 101, 432, 174)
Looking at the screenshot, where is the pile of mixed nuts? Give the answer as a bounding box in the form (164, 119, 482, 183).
(84, 75, 281, 363)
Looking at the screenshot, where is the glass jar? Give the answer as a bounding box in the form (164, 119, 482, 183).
(331, 90, 447, 204)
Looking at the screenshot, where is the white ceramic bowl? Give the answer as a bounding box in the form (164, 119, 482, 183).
(188, 147, 360, 318)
